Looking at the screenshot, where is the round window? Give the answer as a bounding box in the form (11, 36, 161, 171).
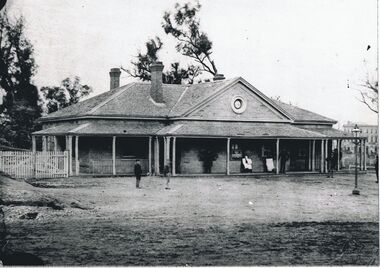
(231, 96, 247, 114)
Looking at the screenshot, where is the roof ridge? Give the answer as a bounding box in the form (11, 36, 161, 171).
(86, 83, 136, 115)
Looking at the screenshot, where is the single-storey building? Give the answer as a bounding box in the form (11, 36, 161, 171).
(32, 62, 367, 176)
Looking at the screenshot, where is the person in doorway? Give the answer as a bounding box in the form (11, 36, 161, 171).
(279, 149, 289, 174)
(325, 152, 334, 178)
(134, 159, 142, 188)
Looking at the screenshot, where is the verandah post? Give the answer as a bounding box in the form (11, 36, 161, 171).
(337, 139, 340, 171)
(42, 136, 47, 152)
(54, 136, 58, 152)
(154, 137, 160, 175)
(163, 137, 167, 167)
(276, 139, 280, 174)
(75, 136, 79, 176)
(112, 136, 116, 175)
(32, 136, 36, 153)
(325, 139, 328, 172)
(320, 140, 324, 173)
(148, 136, 152, 175)
(172, 137, 176, 176)
(67, 135, 73, 176)
(364, 139, 367, 171)
(226, 138, 230, 175)
(312, 140, 315, 171)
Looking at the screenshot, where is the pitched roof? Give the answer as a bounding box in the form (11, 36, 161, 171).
(297, 127, 355, 138)
(273, 100, 336, 123)
(41, 77, 336, 124)
(42, 79, 236, 120)
(156, 121, 326, 138)
(34, 121, 164, 136)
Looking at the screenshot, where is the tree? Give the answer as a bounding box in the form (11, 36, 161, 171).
(0, 10, 42, 148)
(123, 37, 201, 84)
(41, 76, 92, 114)
(162, 1, 218, 76)
(355, 67, 378, 114)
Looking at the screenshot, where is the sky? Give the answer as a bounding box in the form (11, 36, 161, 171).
(5, 0, 379, 126)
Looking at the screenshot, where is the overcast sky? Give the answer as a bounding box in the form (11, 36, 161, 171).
(6, 0, 378, 126)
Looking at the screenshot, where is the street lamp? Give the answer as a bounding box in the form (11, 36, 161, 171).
(351, 124, 362, 195)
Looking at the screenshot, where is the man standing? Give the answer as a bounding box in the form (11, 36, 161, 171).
(325, 152, 334, 178)
(279, 149, 289, 174)
(134, 159, 142, 188)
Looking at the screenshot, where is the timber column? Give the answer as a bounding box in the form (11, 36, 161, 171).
(226, 138, 230, 175)
(32, 136, 36, 153)
(172, 137, 176, 176)
(276, 139, 280, 174)
(154, 137, 160, 175)
(67, 135, 73, 176)
(112, 136, 116, 175)
(148, 136, 152, 175)
(75, 136, 79, 175)
(312, 140, 316, 171)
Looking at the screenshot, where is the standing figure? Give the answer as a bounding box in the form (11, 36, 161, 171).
(134, 159, 142, 188)
(163, 164, 170, 190)
(332, 149, 339, 171)
(242, 155, 253, 172)
(325, 152, 334, 178)
(279, 149, 289, 174)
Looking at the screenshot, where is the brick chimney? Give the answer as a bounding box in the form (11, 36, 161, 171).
(109, 68, 121, 90)
(213, 74, 225, 81)
(150, 62, 164, 103)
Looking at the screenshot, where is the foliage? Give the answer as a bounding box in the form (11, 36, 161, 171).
(0, 10, 42, 148)
(162, 1, 218, 76)
(40, 76, 92, 114)
(124, 37, 201, 84)
(355, 67, 378, 114)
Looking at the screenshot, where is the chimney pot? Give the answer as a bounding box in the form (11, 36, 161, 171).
(109, 68, 121, 90)
(150, 62, 164, 103)
(213, 73, 225, 81)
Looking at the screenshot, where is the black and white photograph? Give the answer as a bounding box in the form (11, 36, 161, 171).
(0, 0, 378, 266)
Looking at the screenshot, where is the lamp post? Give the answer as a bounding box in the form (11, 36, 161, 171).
(352, 124, 362, 195)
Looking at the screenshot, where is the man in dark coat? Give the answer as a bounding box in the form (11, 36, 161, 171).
(325, 152, 334, 178)
(134, 160, 142, 188)
(279, 149, 289, 174)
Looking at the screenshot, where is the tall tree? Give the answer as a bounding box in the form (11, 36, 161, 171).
(162, 1, 218, 76)
(0, 10, 42, 148)
(355, 68, 378, 114)
(123, 36, 200, 84)
(41, 76, 92, 114)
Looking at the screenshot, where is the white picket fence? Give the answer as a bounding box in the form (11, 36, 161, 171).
(0, 151, 69, 179)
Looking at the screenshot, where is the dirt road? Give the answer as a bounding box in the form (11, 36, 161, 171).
(1, 173, 378, 265)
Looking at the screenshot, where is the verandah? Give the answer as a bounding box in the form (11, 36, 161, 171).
(31, 135, 367, 176)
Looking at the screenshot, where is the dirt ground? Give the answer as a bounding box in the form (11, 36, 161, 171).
(0, 172, 378, 265)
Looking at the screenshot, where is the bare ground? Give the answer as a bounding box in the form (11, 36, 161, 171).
(0, 172, 378, 265)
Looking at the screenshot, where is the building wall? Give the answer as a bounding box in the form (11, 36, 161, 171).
(190, 83, 285, 121)
(78, 136, 149, 175)
(177, 138, 227, 174)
